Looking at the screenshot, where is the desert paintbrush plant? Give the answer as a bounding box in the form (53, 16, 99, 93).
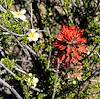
(0, 0, 100, 99)
(54, 25, 88, 80)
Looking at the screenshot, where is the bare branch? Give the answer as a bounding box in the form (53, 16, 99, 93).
(47, 28, 52, 69)
(30, 0, 34, 29)
(0, 62, 16, 77)
(78, 67, 100, 95)
(31, 86, 43, 92)
(15, 39, 31, 59)
(4, 0, 7, 9)
(24, 44, 37, 57)
(0, 25, 25, 37)
(0, 78, 22, 99)
(15, 67, 27, 74)
(52, 58, 60, 99)
(0, 5, 7, 12)
(15, 64, 27, 74)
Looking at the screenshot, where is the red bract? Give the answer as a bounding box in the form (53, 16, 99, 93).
(54, 25, 88, 70)
(55, 25, 87, 45)
(78, 45, 88, 54)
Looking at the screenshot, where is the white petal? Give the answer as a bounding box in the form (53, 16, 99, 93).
(32, 33, 39, 41)
(39, 33, 43, 38)
(21, 9, 26, 14)
(20, 15, 26, 21)
(32, 37, 38, 41)
(30, 29, 36, 33)
(11, 11, 15, 15)
(35, 33, 40, 38)
(14, 15, 20, 18)
(33, 84, 37, 87)
(28, 37, 32, 41)
(28, 73, 32, 77)
(11, 11, 20, 18)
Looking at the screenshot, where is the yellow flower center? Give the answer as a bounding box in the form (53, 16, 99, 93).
(16, 11, 22, 17)
(28, 32, 35, 38)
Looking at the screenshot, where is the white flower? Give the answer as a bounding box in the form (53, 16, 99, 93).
(28, 73, 32, 77)
(73, 80, 77, 84)
(11, 9, 26, 21)
(32, 77, 39, 87)
(27, 29, 40, 41)
(26, 74, 39, 87)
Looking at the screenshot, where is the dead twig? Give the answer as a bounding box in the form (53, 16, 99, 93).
(24, 44, 37, 57)
(31, 86, 43, 92)
(0, 78, 22, 99)
(30, 0, 34, 29)
(15, 67, 27, 74)
(0, 5, 7, 12)
(78, 67, 100, 95)
(4, 0, 7, 9)
(47, 28, 52, 69)
(0, 25, 25, 37)
(52, 58, 60, 99)
(0, 62, 16, 77)
(15, 39, 31, 59)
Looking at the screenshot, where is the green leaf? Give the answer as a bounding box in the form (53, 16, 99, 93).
(1, 57, 16, 70)
(7, 0, 13, 10)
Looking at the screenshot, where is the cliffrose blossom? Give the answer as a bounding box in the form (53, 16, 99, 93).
(25, 73, 39, 87)
(32, 77, 39, 87)
(27, 29, 40, 41)
(11, 9, 26, 21)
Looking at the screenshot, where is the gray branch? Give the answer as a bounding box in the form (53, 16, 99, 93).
(52, 58, 60, 99)
(0, 78, 23, 99)
(0, 62, 16, 77)
(0, 25, 24, 37)
(0, 5, 7, 12)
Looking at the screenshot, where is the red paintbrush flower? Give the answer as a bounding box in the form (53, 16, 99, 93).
(55, 25, 87, 45)
(54, 25, 88, 71)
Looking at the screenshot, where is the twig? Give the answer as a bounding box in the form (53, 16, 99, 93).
(24, 44, 37, 57)
(90, 79, 100, 83)
(0, 78, 22, 99)
(78, 67, 100, 95)
(0, 25, 24, 37)
(96, 51, 100, 57)
(59, 0, 68, 15)
(15, 39, 31, 59)
(4, 0, 7, 9)
(39, 29, 47, 32)
(0, 70, 6, 75)
(1, 25, 32, 60)
(31, 86, 42, 92)
(60, 66, 100, 97)
(0, 61, 26, 75)
(0, 62, 16, 77)
(47, 28, 52, 69)
(82, 44, 99, 61)
(30, 0, 34, 29)
(15, 67, 27, 74)
(59, 0, 64, 6)
(52, 58, 60, 99)
(16, 59, 30, 62)
(0, 5, 7, 12)
(1, 24, 38, 60)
